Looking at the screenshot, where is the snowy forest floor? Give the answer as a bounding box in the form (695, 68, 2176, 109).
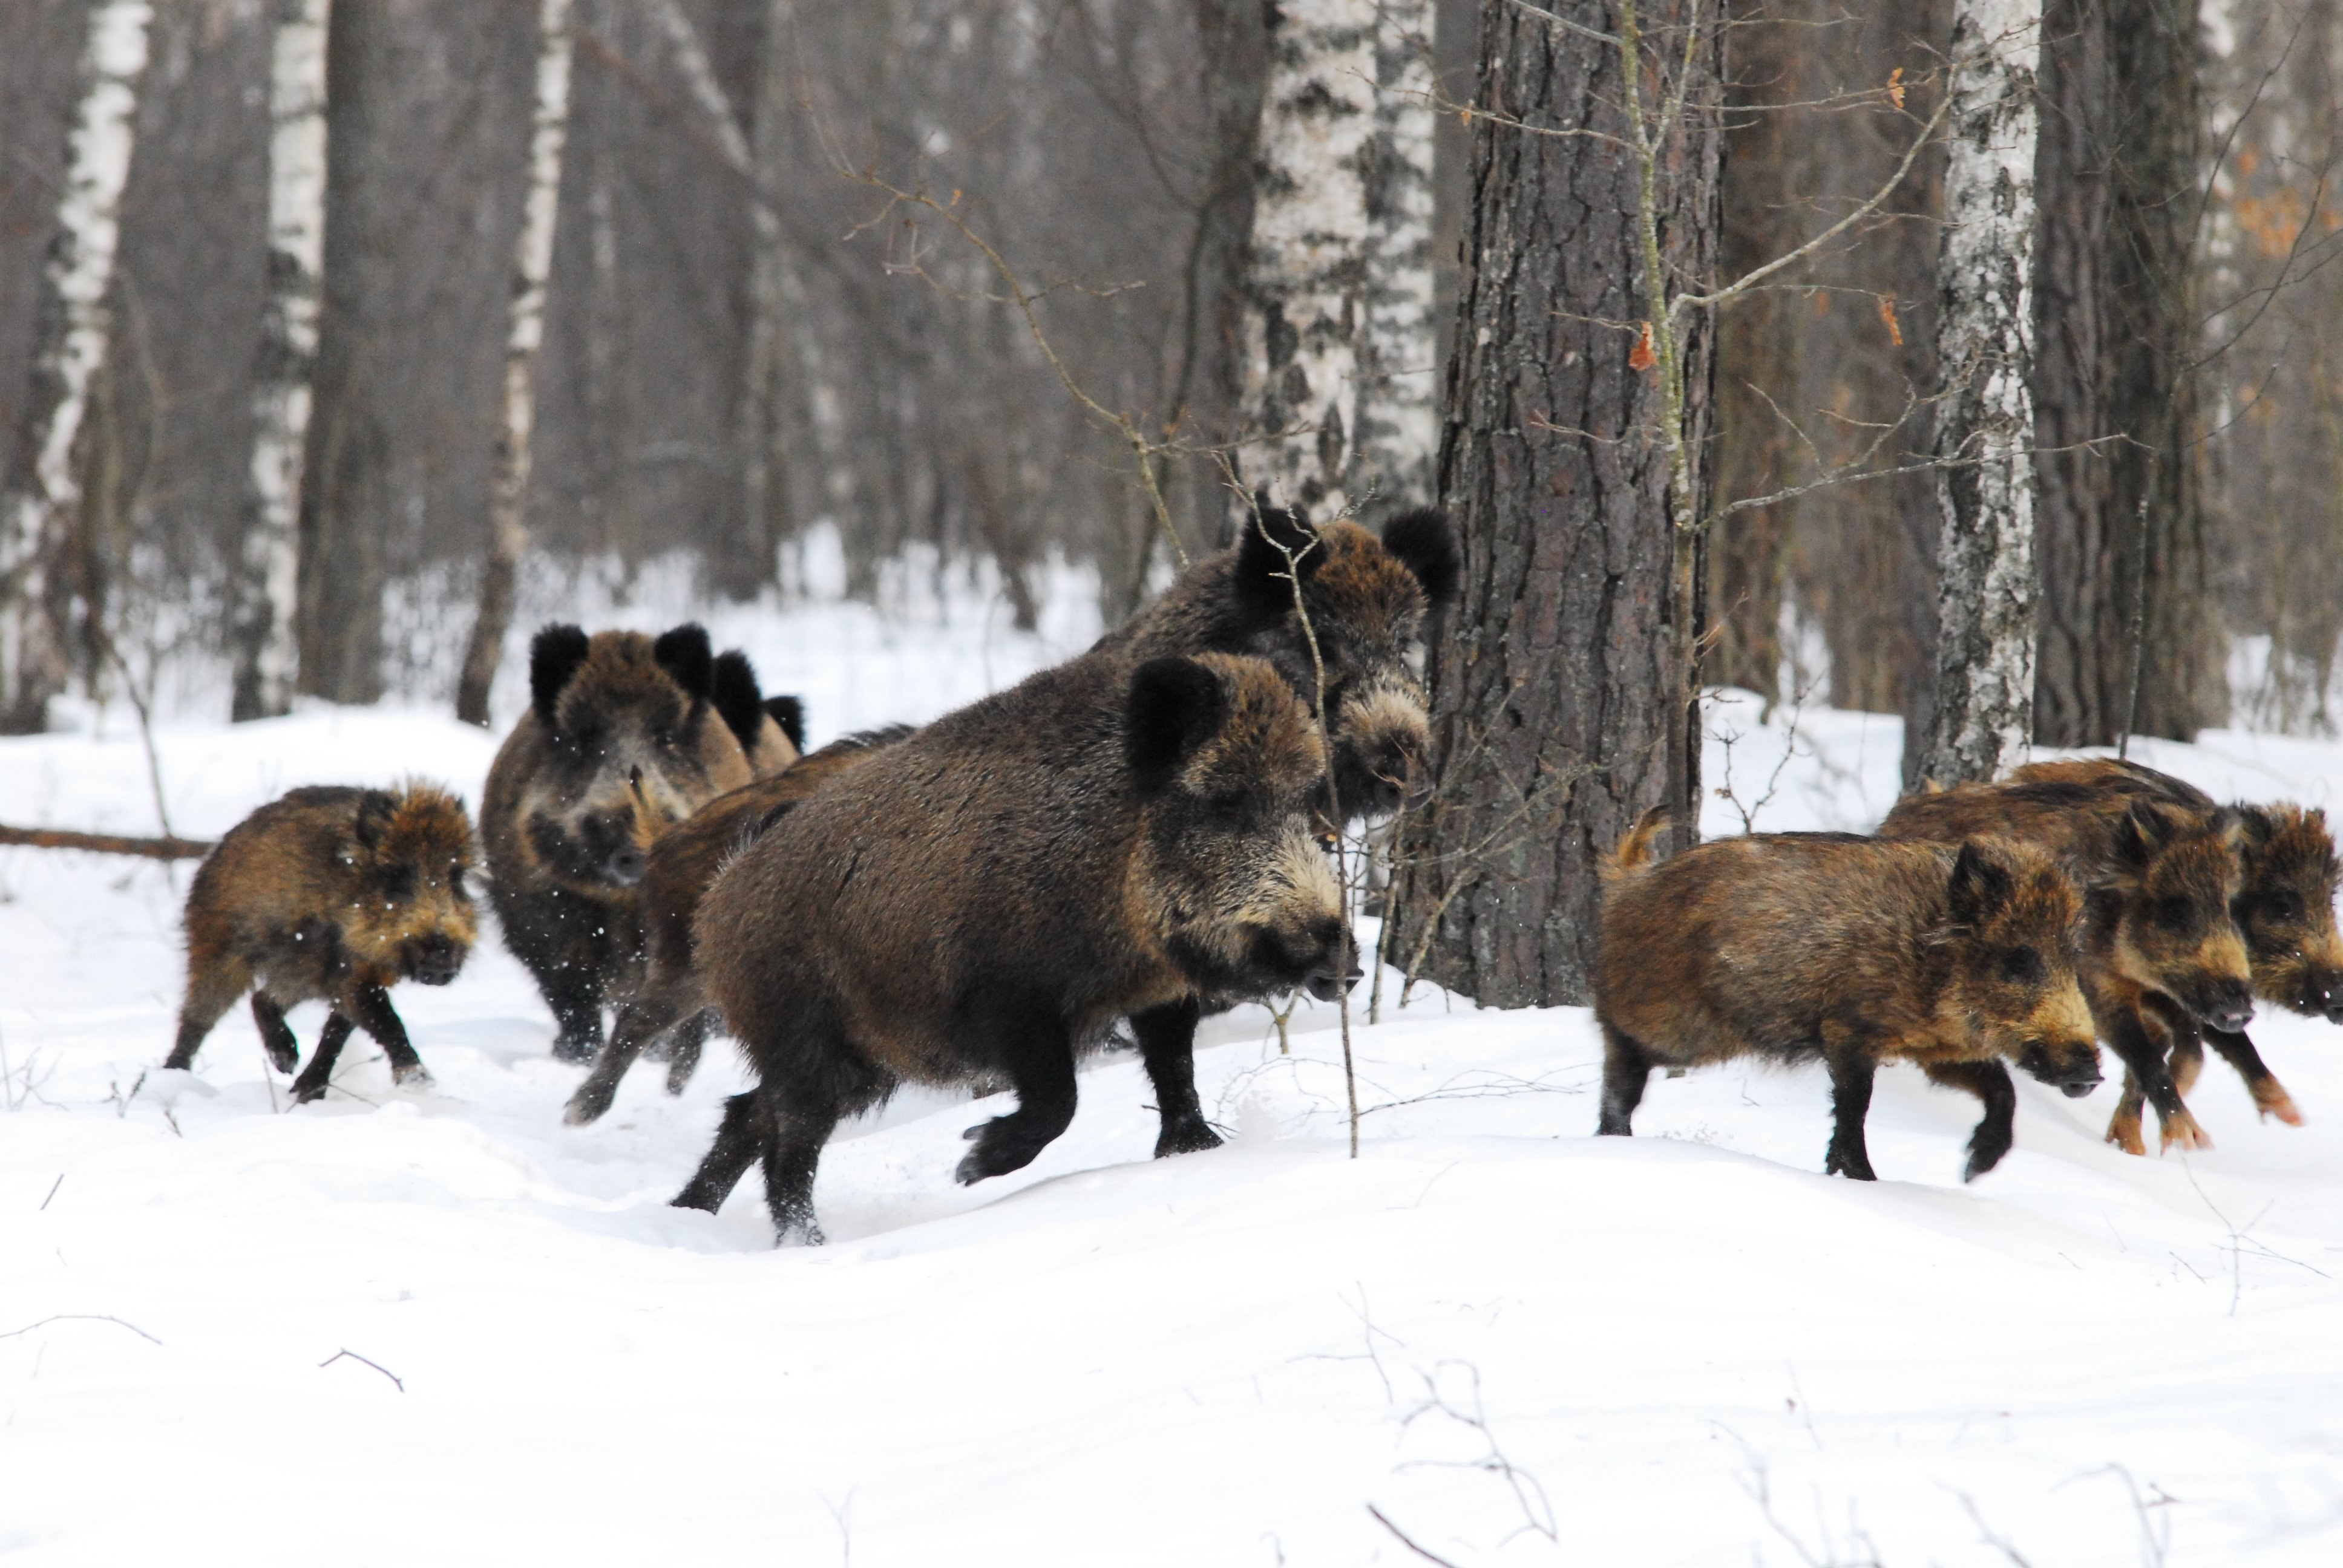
(3, 560, 2342, 1564)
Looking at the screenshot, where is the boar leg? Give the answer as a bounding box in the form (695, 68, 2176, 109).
(955, 1000, 1078, 1185)
(247, 993, 302, 1076)
(344, 983, 431, 1088)
(1131, 998, 1222, 1158)
(1596, 1025, 1653, 1136)
(2105, 1071, 2150, 1156)
(1820, 1029, 1879, 1180)
(2204, 1026, 2302, 1125)
(537, 964, 607, 1065)
(664, 1008, 713, 1096)
(2100, 1004, 2210, 1152)
(290, 1014, 357, 1104)
(565, 979, 695, 1125)
(1921, 1060, 2018, 1181)
(672, 1091, 764, 1213)
(165, 959, 254, 1072)
(756, 1079, 841, 1247)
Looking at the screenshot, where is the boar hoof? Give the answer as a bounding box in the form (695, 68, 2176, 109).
(1824, 1149, 1877, 1181)
(2254, 1084, 2305, 1127)
(773, 1213, 826, 1249)
(391, 1062, 433, 1089)
(955, 1119, 1049, 1184)
(264, 1043, 300, 1075)
(1962, 1131, 2014, 1184)
(1154, 1118, 1224, 1158)
(290, 1074, 332, 1105)
(550, 1035, 598, 1066)
(563, 1083, 614, 1125)
(2103, 1112, 2146, 1156)
(2158, 1109, 2212, 1152)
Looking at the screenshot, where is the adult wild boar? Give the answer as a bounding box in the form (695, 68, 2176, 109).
(1595, 817, 2100, 1181)
(480, 623, 752, 1061)
(675, 650, 1352, 1244)
(164, 783, 477, 1103)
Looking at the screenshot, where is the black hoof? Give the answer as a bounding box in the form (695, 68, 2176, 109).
(563, 1084, 613, 1126)
(1154, 1118, 1224, 1158)
(550, 1036, 598, 1065)
(390, 1061, 433, 1089)
(290, 1076, 330, 1105)
(955, 1120, 1048, 1184)
(265, 1045, 300, 1074)
(1824, 1152, 1877, 1181)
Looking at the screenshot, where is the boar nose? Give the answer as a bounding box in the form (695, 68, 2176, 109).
(2324, 998, 2343, 1026)
(1304, 960, 1361, 1004)
(2202, 981, 2253, 1033)
(607, 845, 648, 885)
(411, 937, 464, 986)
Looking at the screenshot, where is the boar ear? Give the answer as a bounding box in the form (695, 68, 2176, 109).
(652, 624, 715, 701)
(1126, 656, 1228, 796)
(1231, 492, 1325, 630)
(2112, 800, 2170, 869)
(764, 694, 806, 753)
(1947, 840, 2016, 925)
(1381, 507, 1460, 612)
(352, 792, 396, 854)
(708, 650, 766, 751)
(529, 624, 591, 728)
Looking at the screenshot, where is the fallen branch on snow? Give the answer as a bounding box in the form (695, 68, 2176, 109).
(0, 823, 212, 860)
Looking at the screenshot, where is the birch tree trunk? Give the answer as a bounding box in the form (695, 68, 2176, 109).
(0, 0, 151, 734)
(1237, 0, 1377, 518)
(231, 0, 330, 723)
(1350, 0, 1440, 514)
(1918, 0, 2042, 786)
(455, 0, 574, 728)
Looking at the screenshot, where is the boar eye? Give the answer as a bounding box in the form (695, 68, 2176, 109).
(1999, 947, 2045, 986)
(382, 866, 415, 900)
(2267, 890, 2304, 923)
(2155, 897, 2197, 933)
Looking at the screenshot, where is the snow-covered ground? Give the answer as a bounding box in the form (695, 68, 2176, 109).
(4, 573, 2342, 1565)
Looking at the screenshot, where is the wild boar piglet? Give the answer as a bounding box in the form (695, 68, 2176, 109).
(1594, 817, 2099, 1181)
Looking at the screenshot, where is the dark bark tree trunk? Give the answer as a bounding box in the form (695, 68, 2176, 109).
(295, 0, 385, 705)
(2031, 0, 2214, 746)
(1391, 0, 1720, 1009)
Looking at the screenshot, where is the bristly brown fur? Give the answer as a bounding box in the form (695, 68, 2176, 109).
(1606, 807, 1672, 880)
(672, 649, 1349, 1244)
(1595, 832, 2099, 1182)
(564, 726, 914, 1124)
(1996, 757, 2342, 1140)
(482, 626, 753, 1063)
(165, 782, 477, 1103)
(1881, 771, 2252, 1154)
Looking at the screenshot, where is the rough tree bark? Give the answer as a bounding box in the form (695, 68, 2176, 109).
(2031, 0, 2212, 746)
(1917, 0, 2042, 786)
(455, 0, 574, 728)
(231, 0, 330, 722)
(1237, 0, 1377, 517)
(0, 0, 151, 735)
(1351, 0, 1440, 515)
(1391, 0, 1720, 1008)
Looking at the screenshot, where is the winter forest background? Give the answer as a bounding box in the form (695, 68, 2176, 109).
(2, 0, 2341, 1002)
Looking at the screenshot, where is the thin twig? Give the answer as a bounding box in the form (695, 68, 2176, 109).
(318, 1348, 405, 1391)
(0, 1313, 162, 1347)
(1366, 1504, 1466, 1568)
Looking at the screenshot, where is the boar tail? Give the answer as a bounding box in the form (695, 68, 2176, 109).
(1607, 808, 1673, 881)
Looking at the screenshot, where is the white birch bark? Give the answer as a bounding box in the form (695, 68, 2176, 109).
(456, 0, 574, 726)
(1239, 0, 1377, 520)
(1349, 0, 1438, 513)
(0, 0, 152, 731)
(1922, 0, 2043, 785)
(231, 0, 330, 722)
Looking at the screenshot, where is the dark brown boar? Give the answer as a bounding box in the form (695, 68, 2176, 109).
(560, 725, 914, 1125)
(1998, 757, 2343, 1138)
(709, 649, 804, 778)
(1096, 500, 1455, 1160)
(1879, 776, 2252, 1154)
(1594, 817, 2100, 1181)
(675, 650, 1351, 1244)
(164, 783, 477, 1104)
(480, 624, 753, 1062)
(1099, 498, 1458, 820)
